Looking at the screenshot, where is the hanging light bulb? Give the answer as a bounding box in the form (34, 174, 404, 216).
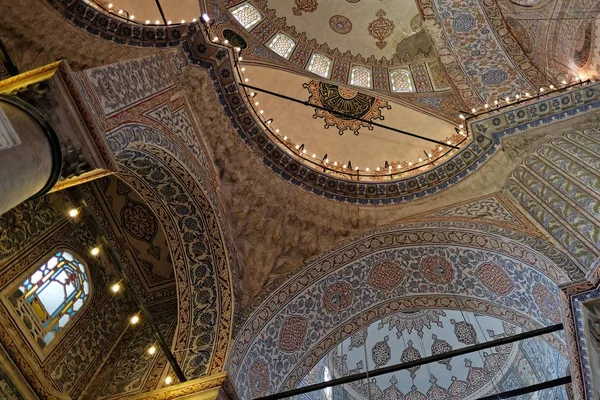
(130, 315, 140, 325)
(68, 208, 79, 218)
(111, 283, 121, 293)
(459, 114, 465, 120)
(549, 84, 555, 89)
(147, 345, 157, 355)
(90, 247, 100, 256)
(165, 376, 173, 385)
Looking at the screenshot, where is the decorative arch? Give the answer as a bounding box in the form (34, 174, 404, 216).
(227, 221, 576, 399)
(106, 123, 235, 378)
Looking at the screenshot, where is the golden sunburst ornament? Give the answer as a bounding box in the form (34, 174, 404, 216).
(303, 80, 391, 135)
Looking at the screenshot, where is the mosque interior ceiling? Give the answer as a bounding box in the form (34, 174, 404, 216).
(1, 0, 600, 398)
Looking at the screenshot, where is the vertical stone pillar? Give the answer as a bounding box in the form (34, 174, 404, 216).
(0, 96, 61, 215)
(0, 61, 117, 216)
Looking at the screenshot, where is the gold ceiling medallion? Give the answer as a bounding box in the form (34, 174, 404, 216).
(292, 0, 319, 16)
(303, 80, 391, 135)
(368, 9, 395, 49)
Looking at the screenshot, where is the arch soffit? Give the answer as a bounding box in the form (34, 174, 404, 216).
(228, 221, 575, 397)
(107, 123, 235, 377)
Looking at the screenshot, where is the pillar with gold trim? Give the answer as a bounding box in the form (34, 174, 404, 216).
(0, 61, 116, 215)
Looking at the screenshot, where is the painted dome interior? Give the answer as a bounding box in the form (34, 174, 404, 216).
(250, 0, 426, 61)
(298, 310, 569, 400)
(241, 65, 460, 172)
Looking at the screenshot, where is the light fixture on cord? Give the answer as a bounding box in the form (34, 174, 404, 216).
(165, 376, 173, 385)
(147, 345, 157, 355)
(68, 208, 79, 218)
(130, 314, 140, 325)
(90, 247, 100, 256)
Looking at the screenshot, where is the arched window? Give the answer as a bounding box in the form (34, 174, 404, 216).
(231, 3, 262, 30)
(9, 250, 90, 349)
(350, 66, 371, 88)
(390, 69, 415, 92)
(308, 53, 332, 78)
(268, 33, 296, 59)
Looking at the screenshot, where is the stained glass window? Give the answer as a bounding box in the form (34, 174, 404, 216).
(268, 33, 296, 59)
(307, 53, 332, 78)
(390, 69, 415, 92)
(350, 66, 371, 88)
(231, 3, 262, 30)
(10, 250, 90, 349)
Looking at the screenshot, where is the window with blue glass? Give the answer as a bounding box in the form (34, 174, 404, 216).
(9, 250, 90, 349)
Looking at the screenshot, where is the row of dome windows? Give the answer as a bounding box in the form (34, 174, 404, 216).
(230, 3, 415, 93)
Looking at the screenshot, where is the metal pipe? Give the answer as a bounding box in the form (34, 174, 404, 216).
(154, 0, 168, 25)
(72, 187, 187, 383)
(239, 83, 460, 149)
(477, 376, 571, 400)
(256, 323, 563, 400)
